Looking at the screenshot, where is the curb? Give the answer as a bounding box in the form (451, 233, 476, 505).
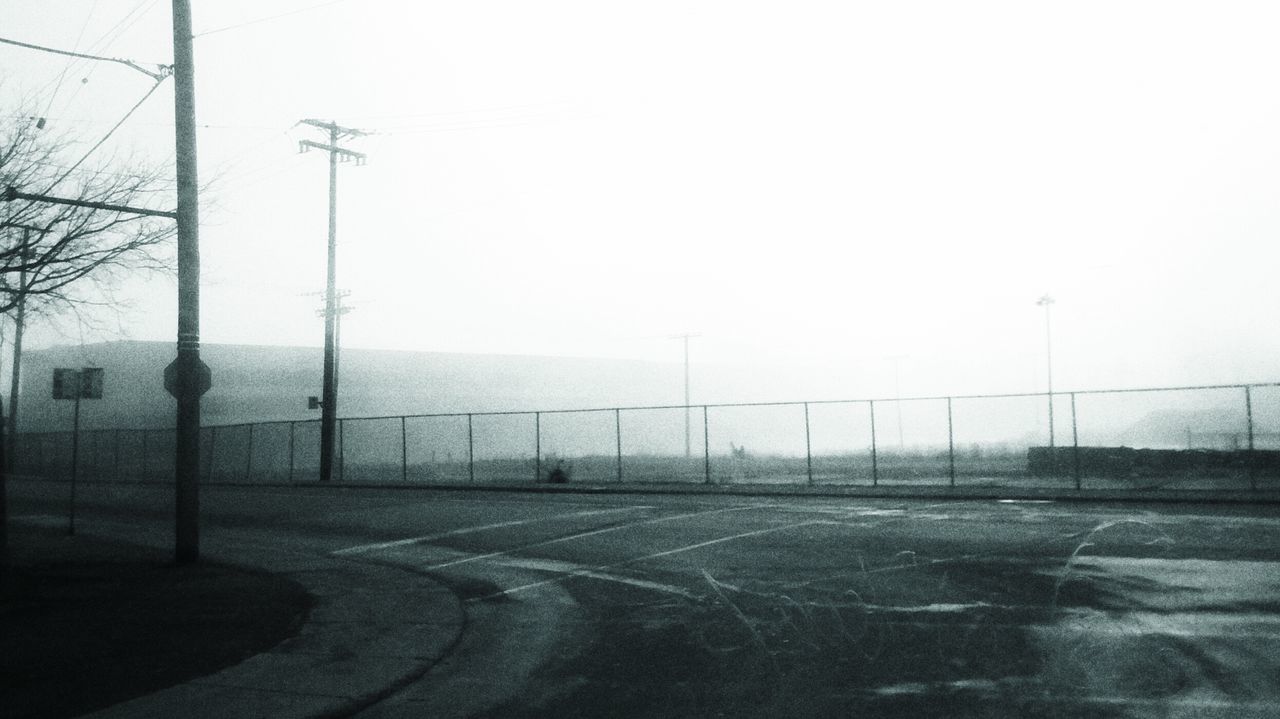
(80, 533, 466, 719)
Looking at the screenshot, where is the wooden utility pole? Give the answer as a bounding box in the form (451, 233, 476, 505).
(298, 120, 365, 483)
(170, 0, 208, 564)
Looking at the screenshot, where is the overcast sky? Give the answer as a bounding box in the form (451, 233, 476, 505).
(2, 1, 1278, 400)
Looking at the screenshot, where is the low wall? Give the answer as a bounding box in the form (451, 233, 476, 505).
(1028, 446, 1280, 478)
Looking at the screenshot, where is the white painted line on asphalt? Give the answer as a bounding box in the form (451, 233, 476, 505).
(331, 505, 655, 556)
(478, 518, 828, 600)
(424, 504, 769, 571)
(491, 556, 697, 598)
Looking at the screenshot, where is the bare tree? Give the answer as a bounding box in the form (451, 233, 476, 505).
(1, 113, 177, 315)
(0, 113, 177, 491)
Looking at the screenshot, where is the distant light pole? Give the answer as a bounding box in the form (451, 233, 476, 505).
(1037, 295, 1055, 448)
(671, 334, 699, 457)
(888, 354, 906, 449)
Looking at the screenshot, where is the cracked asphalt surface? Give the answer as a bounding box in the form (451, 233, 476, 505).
(12, 482, 1280, 717)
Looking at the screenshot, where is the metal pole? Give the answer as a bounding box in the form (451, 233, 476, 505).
(946, 397, 955, 487)
(1246, 386, 1256, 491)
(206, 426, 217, 482)
(0, 396, 6, 561)
(401, 416, 408, 483)
(5, 230, 28, 471)
(244, 423, 254, 482)
(615, 408, 623, 482)
(288, 421, 296, 483)
(869, 400, 879, 486)
(467, 414, 474, 483)
(1039, 295, 1056, 448)
(171, 0, 202, 564)
(534, 412, 541, 482)
(804, 402, 813, 485)
(684, 336, 691, 458)
(703, 405, 711, 484)
(1071, 392, 1080, 490)
(69, 388, 80, 535)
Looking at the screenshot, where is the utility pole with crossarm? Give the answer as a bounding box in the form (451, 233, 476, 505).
(298, 119, 366, 483)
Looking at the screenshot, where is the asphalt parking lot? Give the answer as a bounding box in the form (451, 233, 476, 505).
(11, 481, 1280, 717)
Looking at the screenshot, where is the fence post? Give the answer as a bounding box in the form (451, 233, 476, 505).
(1071, 392, 1080, 490)
(401, 416, 408, 483)
(534, 412, 541, 483)
(1246, 386, 1256, 491)
(947, 397, 955, 487)
(338, 419, 345, 482)
(206, 427, 217, 483)
(804, 402, 813, 485)
(288, 422, 296, 483)
(245, 423, 255, 482)
(467, 414, 475, 483)
(703, 405, 711, 484)
(869, 400, 878, 487)
(615, 408, 623, 482)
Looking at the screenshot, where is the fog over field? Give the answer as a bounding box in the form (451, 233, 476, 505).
(2, 1, 1278, 410)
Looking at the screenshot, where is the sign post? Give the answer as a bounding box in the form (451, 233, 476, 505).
(53, 368, 103, 535)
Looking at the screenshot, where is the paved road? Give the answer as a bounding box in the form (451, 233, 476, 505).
(13, 482, 1280, 717)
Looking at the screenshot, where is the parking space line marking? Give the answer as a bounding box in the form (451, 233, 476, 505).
(478, 518, 827, 600)
(425, 504, 768, 571)
(490, 556, 697, 598)
(332, 506, 654, 556)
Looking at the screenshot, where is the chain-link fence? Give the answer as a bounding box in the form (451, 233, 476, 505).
(14, 382, 1280, 492)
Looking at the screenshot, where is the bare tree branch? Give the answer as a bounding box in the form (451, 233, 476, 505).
(1, 111, 176, 317)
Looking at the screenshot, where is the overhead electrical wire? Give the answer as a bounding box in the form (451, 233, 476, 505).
(42, 76, 170, 194)
(38, 0, 99, 121)
(0, 36, 170, 81)
(58, 0, 165, 108)
(193, 0, 358, 38)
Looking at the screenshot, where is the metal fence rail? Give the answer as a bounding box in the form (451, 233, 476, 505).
(14, 382, 1280, 492)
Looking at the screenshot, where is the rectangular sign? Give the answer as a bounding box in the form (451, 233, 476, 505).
(52, 367, 105, 400)
(52, 368, 79, 399)
(80, 367, 104, 399)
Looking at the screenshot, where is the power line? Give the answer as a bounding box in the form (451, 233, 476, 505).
(193, 0, 357, 38)
(59, 0, 168, 112)
(0, 36, 171, 81)
(43, 77, 169, 193)
(39, 0, 100, 121)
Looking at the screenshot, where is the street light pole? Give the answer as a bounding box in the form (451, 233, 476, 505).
(888, 354, 906, 449)
(671, 334, 699, 458)
(1037, 294, 1055, 448)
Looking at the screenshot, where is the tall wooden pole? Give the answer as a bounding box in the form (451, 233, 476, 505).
(171, 0, 202, 563)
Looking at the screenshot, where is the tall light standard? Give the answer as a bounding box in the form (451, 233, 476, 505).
(1037, 294, 1055, 447)
(671, 333, 699, 457)
(888, 354, 906, 449)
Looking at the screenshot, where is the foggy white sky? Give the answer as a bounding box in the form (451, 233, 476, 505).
(2, 1, 1278, 400)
